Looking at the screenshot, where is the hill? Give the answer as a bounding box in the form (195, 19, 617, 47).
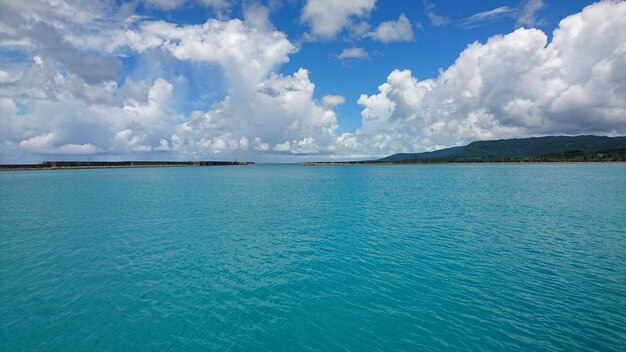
(379, 136, 626, 163)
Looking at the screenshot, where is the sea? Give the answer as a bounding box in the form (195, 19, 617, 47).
(1, 164, 625, 351)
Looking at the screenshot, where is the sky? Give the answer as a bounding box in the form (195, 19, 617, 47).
(1, 0, 625, 163)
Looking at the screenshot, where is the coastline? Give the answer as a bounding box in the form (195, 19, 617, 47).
(0, 161, 254, 172)
(303, 160, 626, 166)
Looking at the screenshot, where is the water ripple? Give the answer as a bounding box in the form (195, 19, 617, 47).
(1, 164, 625, 351)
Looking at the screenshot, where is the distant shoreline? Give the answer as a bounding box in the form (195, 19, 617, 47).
(0, 161, 254, 171)
(303, 160, 626, 166)
(2, 160, 624, 171)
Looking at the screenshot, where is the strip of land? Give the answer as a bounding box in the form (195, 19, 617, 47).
(304, 136, 626, 165)
(0, 161, 253, 171)
(303, 158, 626, 166)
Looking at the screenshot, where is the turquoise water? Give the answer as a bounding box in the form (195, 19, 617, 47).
(1, 164, 625, 351)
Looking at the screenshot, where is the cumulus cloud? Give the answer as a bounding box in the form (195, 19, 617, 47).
(169, 68, 339, 156)
(126, 18, 297, 85)
(338, 47, 369, 60)
(322, 95, 346, 109)
(272, 137, 320, 154)
(1, 0, 626, 162)
(0, 0, 124, 83)
(301, 0, 376, 39)
(0, 53, 182, 159)
(19, 131, 101, 155)
(125, 17, 339, 156)
(0, 0, 341, 161)
(353, 1, 626, 156)
(369, 14, 414, 43)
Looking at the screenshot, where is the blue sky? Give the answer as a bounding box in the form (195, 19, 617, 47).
(1, 0, 625, 162)
(123, 0, 596, 131)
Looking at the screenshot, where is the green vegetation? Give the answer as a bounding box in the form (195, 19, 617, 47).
(305, 136, 626, 165)
(380, 135, 626, 163)
(504, 149, 626, 162)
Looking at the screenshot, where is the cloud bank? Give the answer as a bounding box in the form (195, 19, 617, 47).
(353, 1, 626, 155)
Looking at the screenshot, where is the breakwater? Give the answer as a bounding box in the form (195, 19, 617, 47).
(302, 160, 456, 165)
(0, 161, 253, 171)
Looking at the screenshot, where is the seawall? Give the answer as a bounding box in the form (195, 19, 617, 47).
(0, 161, 254, 171)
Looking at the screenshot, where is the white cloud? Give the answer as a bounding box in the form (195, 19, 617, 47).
(272, 137, 320, 154)
(0, 70, 12, 83)
(1, 0, 114, 25)
(459, 7, 515, 28)
(516, 0, 545, 27)
(301, 0, 376, 39)
(128, 19, 296, 85)
(322, 95, 346, 109)
(111, 129, 152, 152)
(253, 137, 270, 151)
(18, 132, 102, 155)
(0, 0, 125, 83)
(119, 17, 339, 158)
(243, 2, 272, 30)
(0, 35, 183, 159)
(422, 0, 449, 27)
(167, 67, 339, 157)
(354, 1, 626, 155)
(369, 13, 414, 42)
(142, 0, 233, 13)
(142, 0, 186, 10)
(459, 0, 546, 29)
(1, 0, 626, 162)
(55, 143, 102, 154)
(338, 47, 369, 60)
(346, 20, 372, 40)
(18, 133, 57, 153)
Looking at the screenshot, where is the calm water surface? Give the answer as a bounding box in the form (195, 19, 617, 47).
(1, 164, 625, 351)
